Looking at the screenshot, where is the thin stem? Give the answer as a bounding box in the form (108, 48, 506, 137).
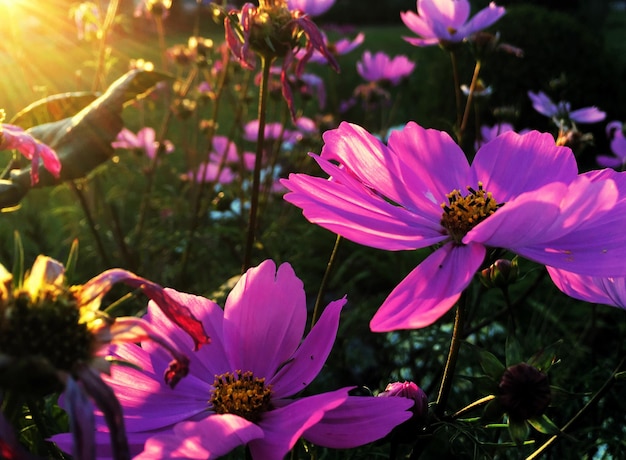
(242, 56, 272, 273)
(526, 356, 626, 460)
(435, 294, 467, 418)
(449, 50, 463, 133)
(451, 394, 496, 420)
(92, 0, 119, 91)
(459, 60, 482, 145)
(70, 182, 111, 267)
(311, 235, 342, 329)
(154, 15, 168, 71)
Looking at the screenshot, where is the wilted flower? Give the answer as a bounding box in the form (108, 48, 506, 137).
(0, 123, 61, 185)
(282, 121, 626, 332)
(223, 0, 339, 118)
(528, 90, 606, 125)
(0, 255, 209, 459)
(302, 32, 365, 65)
(597, 120, 626, 169)
(112, 127, 174, 160)
(53, 260, 413, 458)
(356, 51, 416, 86)
(499, 363, 551, 421)
(401, 0, 505, 48)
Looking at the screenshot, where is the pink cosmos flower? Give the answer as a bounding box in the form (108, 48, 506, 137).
(282, 121, 626, 332)
(0, 123, 61, 185)
(112, 127, 174, 160)
(185, 135, 255, 184)
(287, 0, 335, 16)
(304, 32, 365, 65)
(54, 260, 413, 458)
(597, 121, 626, 169)
(356, 51, 416, 86)
(401, 0, 505, 47)
(528, 91, 606, 124)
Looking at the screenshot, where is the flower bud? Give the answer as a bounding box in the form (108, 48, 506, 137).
(479, 258, 518, 289)
(498, 363, 551, 421)
(377, 381, 429, 444)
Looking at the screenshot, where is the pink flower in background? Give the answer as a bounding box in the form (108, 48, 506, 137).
(528, 91, 606, 124)
(184, 135, 254, 184)
(302, 32, 365, 65)
(282, 121, 626, 332)
(401, 0, 505, 47)
(357, 51, 416, 85)
(0, 123, 61, 185)
(112, 127, 174, 159)
(55, 260, 413, 458)
(287, 0, 335, 16)
(597, 121, 626, 169)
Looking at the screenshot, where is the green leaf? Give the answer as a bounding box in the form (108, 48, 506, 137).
(527, 340, 563, 372)
(0, 69, 173, 209)
(614, 371, 626, 380)
(508, 418, 530, 445)
(505, 334, 523, 368)
(9, 92, 98, 129)
(477, 347, 506, 381)
(527, 414, 560, 435)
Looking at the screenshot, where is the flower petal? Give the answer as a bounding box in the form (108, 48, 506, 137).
(250, 388, 349, 459)
(135, 414, 264, 459)
(64, 376, 96, 460)
(546, 267, 626, 308)
(223, 261, 306, 378)
(269, 297, 347, 398)
(282, 163, 446, 251)
(303, 394, 413, 448)
(81, 269, 210, 350)
(370, 243, 486, 331)
(473, 130, 578, 202)
(570, 107, 606, 123)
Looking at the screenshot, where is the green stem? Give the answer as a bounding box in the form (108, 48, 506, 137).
(449, 50, 463, 134)
(92, 0, 119, 91)
(242, 56, 272, 273)
(70, 182, 111, 267)
(526, 356, 626, 460)
(311, 235, 342, 329)
(435, 294, 467, 418)
(154, 14, 168, 71)
(459, 60, 482, 145)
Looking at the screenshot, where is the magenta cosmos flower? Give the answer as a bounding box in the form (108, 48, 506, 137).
(357, 51, 416, 86)
(112, 127, 174, 160)
(54, 260, 413, 459)
(287, 0, 335, 16)
(528, 91, 606, 124)
(597, 121, 626, 169)
(282, 121, 626, 332)
(401, 0, 505, 47)
(1, 123, 61, 185)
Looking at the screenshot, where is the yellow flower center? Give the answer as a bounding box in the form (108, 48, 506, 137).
(440, 182, 502, 243)
(210, 370, 273, 422)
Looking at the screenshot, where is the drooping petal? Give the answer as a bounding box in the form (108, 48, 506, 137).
(80, 269, 210, 350)
(269, 297, 347, 398)
(472, 130, 578, 201)
(76, 365, 129, 460)
(370, 243, 486, 332)
(250, 388, 349, 459)
(546, 267, 626, 308)
(142, 292, 230, 378)
(458, 2, 506, 37)
(223, 261, 307, 378)
(303, 394, 413, 448)
(64, 377, 96, 460)
(135, 414, 264, 460)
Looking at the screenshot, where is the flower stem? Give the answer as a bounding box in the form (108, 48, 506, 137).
(449, 50, 463, 134)
(525, 356, 626, 460)
(70, 182, 111, 267)
(451, 394, 496, 420)
(92, 0, 119, 91)
(311, 234, 342, 328)
(435, 294, 467, 418)
(459, 60, 482, 145)
(242, 56, 272, 272)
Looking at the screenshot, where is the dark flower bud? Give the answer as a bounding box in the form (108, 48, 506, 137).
(479, 258, 518, 289)
(377, 381, 429, 444)
(499, 363, 551, 421)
